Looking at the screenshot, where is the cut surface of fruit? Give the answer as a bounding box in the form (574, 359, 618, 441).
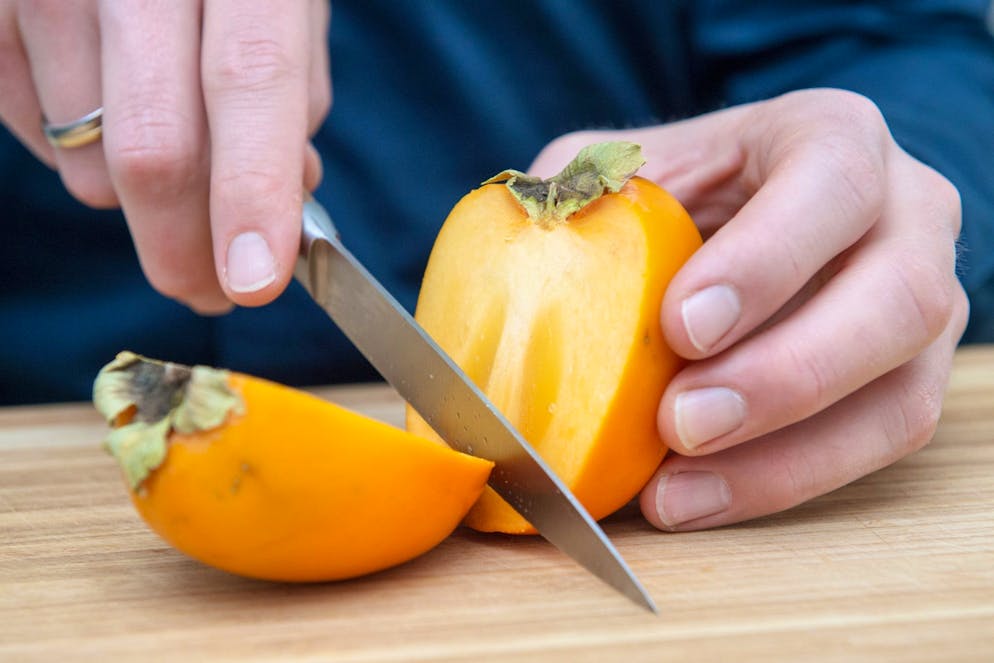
(407, 145, 701, 533)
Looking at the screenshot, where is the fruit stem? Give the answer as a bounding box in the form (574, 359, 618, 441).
(483, 141, 645, 227)
(93, 351, 243, 490)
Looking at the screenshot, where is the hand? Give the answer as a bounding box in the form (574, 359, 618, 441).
(530, 89, 968, 530)
(0, 0, 331, 313)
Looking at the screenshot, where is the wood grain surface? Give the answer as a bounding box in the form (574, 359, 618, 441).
(1, 347, 992, 661)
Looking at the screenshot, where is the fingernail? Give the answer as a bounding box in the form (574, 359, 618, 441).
(682, 284, 741, 352)
(655, 472, 732, 529)
(675, 387, 746, 449)
(226, 232, 276, 293)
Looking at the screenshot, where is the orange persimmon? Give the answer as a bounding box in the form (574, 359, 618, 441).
(94, 352, 493, 582)
(406, 142, 702, 533)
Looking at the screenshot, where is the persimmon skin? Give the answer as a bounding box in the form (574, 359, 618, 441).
(407, 176, 702, 533)
(130, 374, 494, 581)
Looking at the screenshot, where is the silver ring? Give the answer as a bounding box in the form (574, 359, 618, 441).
(42, 107, 103, 149)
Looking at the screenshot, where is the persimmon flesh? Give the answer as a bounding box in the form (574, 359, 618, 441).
(95, 352, 494, 582)
(407, 142, 702, 533)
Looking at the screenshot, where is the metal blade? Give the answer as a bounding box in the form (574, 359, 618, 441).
(295, 198, 656, 613)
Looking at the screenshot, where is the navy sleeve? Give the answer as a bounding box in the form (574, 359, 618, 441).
(692, 0, 994, 342)
(3, 1, 991, 405)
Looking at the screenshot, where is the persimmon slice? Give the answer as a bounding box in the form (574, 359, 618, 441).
(95, 352, 493, 581)
(407, 143, 702, 533)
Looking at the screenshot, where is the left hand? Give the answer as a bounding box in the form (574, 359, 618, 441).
(530, 88, 968, 530)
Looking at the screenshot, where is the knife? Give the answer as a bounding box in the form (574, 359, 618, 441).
(295, 196, 656, 613)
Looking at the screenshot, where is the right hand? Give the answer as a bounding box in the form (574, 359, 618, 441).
(0, 0, 332, 313)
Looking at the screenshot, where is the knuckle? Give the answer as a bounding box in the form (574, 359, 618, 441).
(917, 164, 963, 237)
(891, 258, 956, 345)
(817, 132, 885, 223)
(881, 287, 968, 459)
(930, 169, 962, 220)
(107, 109, 202, 195)
(890, 376, 944, 457)
(834, 90, 887, 132)
(782, 340, 835, 414)
(205, 31, 300, 93)
(952, 284, 970, 338)
(778, 89, 888, 143)
(772, 89, 888, 222)
(806, 89, 888, 140)
(762, 442, 819, 512)
(214, 165, 288, 206)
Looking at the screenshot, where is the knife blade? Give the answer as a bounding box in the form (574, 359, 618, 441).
(295, 196, 656, 613)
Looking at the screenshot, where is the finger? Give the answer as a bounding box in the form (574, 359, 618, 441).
(641, 298, 967, 531)
(98, 1, 230, 315)
(307, 0, 331, 136)
(658, 149, 962, 456)
(0, 5, 56, 165)
(17, 0, 116, 207)
(304, 142, 323, 192)
(661, 96, 890, 358)
(202, 0, 311, 306)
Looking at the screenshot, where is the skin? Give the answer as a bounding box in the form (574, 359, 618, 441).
(0, 0, 330, 314)
(0, 3, 967, 531)
(530, 92, 968, 531)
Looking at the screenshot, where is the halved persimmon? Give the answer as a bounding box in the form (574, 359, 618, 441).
(407, 142, 702, 533)
(94, 352, 493, 581)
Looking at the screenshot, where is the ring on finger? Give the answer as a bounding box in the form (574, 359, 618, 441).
(42, 107, 103, 149)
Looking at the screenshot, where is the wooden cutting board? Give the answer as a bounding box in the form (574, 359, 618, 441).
(1, 348, 993, 661)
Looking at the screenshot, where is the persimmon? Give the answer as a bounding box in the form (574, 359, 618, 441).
(94, 352, 493, 582)
(406, 142, 702, 534)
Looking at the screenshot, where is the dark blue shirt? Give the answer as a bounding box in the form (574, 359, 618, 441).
(2, 0, 993, 404)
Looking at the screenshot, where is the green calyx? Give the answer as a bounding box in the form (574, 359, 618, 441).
(93, 351, 244, 491)
(483, 141, 645, 226)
